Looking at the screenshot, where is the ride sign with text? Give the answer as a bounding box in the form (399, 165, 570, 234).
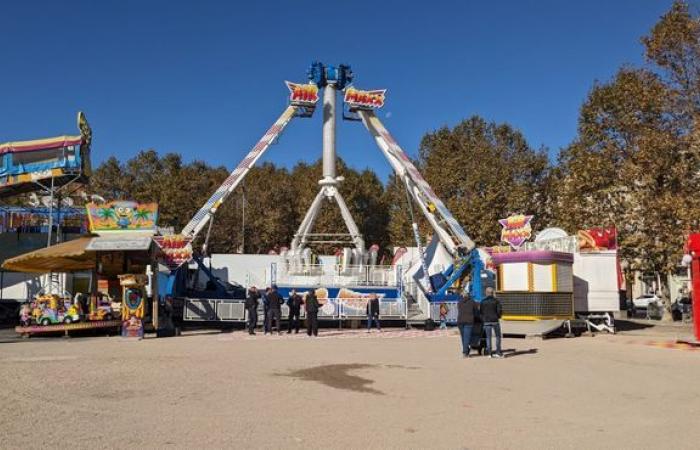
(344, 87, 386, 109)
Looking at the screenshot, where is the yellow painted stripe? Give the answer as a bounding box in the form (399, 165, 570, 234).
(551, 263, 558, 292)
(527, 263, 534, 292)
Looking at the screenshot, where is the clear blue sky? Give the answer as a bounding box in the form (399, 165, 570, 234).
(0, 0, 679, 182)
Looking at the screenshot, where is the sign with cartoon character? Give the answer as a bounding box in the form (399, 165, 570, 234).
(86, 201, 158, 233)
(499, 214, 534, 250)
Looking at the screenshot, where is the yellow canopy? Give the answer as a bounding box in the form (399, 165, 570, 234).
(1, 237, 95, 273)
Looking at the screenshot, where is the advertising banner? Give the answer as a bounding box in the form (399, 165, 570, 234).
(577, 228, 617, 251)
(86, 201, 158, 233)
(344, 87, 386, 109)
(499, 214, 533, 250)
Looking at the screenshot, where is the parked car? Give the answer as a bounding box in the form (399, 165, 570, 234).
(671, 297, 692, 321)
(632, 294, 661, 309)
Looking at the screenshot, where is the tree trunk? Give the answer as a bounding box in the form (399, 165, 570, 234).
(659, 271, 673, 322)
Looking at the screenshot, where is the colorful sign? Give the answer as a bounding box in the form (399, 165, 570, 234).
(86, 201, 158, 233)
(577, 228, 617, 251)
(499, 214, 533, 250)
(285, 81, 319, 106)
(275, 286, 399, 317)
(153, 234, 193, 269)
(119, 274, 147, 338)
(344, 87, 386, 109)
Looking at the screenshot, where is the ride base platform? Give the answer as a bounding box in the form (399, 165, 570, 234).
(15, 320, 121, 338)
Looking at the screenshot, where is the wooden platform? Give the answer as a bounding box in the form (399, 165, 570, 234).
(501, 320, 567, 338)
(15, 320, 121, 337)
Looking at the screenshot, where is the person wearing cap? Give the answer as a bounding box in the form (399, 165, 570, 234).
(245, 286, 260, 335)
(266, 284, 284, 335)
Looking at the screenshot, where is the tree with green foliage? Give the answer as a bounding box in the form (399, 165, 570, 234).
(412, 116, 550, 247)
(554, 1, 700, 318)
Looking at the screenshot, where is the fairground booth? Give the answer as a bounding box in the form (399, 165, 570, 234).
(3, 201, 160, 338)
(487, 214, 621, 331)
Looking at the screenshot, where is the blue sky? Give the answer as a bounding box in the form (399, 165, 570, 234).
(0, 0, 679, 182)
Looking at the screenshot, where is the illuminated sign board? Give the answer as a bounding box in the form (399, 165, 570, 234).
(344, 87, 386, 109)
(153, 235, 193, 269)
(499, 214, 533, 250)
(285, 81, 319, 106)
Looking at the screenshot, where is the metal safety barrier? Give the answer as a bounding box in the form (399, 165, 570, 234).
(184, 298, 407, 321)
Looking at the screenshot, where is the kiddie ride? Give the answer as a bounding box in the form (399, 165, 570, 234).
(156, 62, 491, 328)
(16, 290, 121, 338)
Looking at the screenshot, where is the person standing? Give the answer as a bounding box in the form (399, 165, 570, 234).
(305, 290, 321, 337)
(366, 293, 381, 333)
(266, 285, 283, 335)
(245, 286, 260, 335)
(480, 287, 504, 358)
(262, 287, 271, 334)
(287, 289, 302, 334)
(456, 294, 478, 357)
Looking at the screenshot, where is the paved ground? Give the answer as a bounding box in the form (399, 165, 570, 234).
(0, 324, 698, 449)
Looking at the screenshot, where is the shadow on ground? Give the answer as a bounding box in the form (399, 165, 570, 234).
(503, 348, 538, 358)
(276, 363, 421, 395)
(615, 320, 657, 332)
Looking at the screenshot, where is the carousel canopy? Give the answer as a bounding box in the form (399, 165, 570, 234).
(2, 233, 155, 273)
(1, 236, 94, 273)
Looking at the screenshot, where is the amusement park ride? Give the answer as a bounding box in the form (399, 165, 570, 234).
(158, 62, 490, 305)
(0, 112, 92, 245)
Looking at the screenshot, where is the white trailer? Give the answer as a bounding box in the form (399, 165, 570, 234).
(573, 250, 620, 332)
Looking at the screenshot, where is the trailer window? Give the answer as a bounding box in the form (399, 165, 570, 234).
(12, 148, 61, 166)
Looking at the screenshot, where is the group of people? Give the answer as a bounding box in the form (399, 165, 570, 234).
(244, 286, 384, 337)
(455, 287, 504, 358)
(244, 285, 323, 337)
(243, 284, 503, 356)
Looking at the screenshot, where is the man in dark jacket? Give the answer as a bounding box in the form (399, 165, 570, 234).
(456, 294, 478, 357)
(266, 285, 284, 335)
(480, 287, 504, 358)
(261, 287, 271, 334)
(245, 286, 260, 335)
(366, 293, 381, 333)
(287, 289, 302, 334)
(305, 290, 321, 337)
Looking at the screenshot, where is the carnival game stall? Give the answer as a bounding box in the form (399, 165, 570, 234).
(3, 200, 160, 338)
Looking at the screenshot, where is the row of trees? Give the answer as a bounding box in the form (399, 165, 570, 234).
(86, 3, 700, 300)
(90, 153, 389, 255)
